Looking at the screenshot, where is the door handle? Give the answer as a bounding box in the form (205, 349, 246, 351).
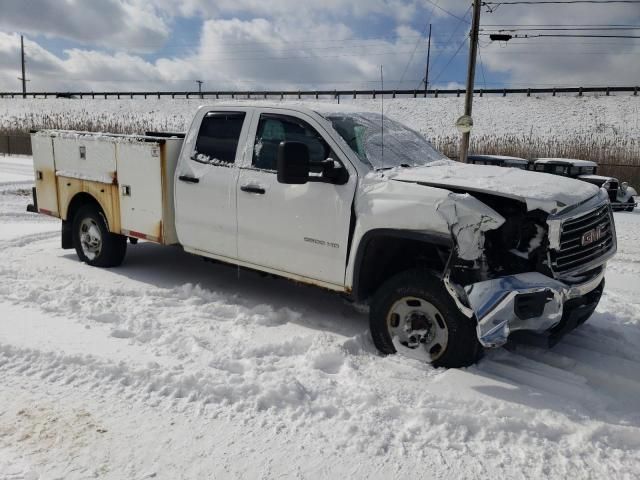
(179, 175, 199, 184)
(240, 184, 266, 195)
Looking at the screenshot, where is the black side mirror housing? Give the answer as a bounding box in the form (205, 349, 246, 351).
(277, 141, 310, 184)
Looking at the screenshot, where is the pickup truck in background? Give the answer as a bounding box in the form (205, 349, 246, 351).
(27, 104, 617, 368)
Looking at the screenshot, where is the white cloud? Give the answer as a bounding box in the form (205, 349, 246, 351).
(156, 0, 427, 23)
(0, 0, 169, 52)
(0, 1, 637, 91)
(476, 2, 640, 86)
(0, 19, 436, 92)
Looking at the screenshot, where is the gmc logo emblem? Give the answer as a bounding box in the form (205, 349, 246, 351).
(581, 223, 607, 247)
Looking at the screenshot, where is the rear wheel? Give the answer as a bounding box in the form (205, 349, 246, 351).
(72, 204, 126, 267)
(370, 269, 481, 368)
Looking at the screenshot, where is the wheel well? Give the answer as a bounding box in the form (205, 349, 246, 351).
(61, 193, 104, 249)
(352, 231, 452, 302)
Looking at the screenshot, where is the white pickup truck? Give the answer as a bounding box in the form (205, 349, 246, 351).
(28, 103, 617, 368)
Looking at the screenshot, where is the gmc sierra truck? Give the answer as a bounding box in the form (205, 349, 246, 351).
(27, 103, 617, 368)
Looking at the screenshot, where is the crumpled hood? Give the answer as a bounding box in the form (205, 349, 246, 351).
(387, 162, 600, 214)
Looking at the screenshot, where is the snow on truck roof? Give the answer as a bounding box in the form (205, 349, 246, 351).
(534, 158, 598, 167)
(198, 101, 374, 116)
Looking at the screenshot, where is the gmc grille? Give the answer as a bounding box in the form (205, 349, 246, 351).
(550, 203, 614, 274)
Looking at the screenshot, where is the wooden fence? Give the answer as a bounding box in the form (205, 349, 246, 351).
(0, 134, 31, 156)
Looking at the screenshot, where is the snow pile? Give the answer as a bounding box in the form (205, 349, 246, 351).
(0, 156, 639, 479)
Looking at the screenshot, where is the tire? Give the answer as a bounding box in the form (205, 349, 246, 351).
(370, 269, 481, 368)
(626, 202, 635, 212)
(72, 204, 127, 267)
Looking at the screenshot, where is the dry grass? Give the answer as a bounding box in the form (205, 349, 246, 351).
(437, 134, 640, 186)
(0, 112, 181, 136)
(2, 112, 639, 186)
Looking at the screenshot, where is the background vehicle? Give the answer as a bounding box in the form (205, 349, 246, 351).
(533, 158, 637, 211)
(467, 154, 531, 170)
(27, 104, 617, 368)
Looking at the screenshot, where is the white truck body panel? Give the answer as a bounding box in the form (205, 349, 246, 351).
(31, 134, 59, 216)
(53, 135, 117, 184)
(31, 130, 183, 245)
(117, 140, 181, 244)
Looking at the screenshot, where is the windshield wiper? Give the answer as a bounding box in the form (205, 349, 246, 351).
(376, 163, 412, 172)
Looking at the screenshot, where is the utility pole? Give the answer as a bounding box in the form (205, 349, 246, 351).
(195, 80, 203, 98)
(19, 35, 27, 98)
(425, 24, 432, 96)
(458, 0, 482, 163)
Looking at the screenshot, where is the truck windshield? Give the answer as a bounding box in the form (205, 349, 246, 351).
(325, 112, 448, 170)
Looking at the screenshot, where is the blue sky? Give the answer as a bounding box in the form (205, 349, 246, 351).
(0, 0, 637, 91)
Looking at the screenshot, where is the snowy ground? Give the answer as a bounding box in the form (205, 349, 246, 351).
(1, 156, 640, 479)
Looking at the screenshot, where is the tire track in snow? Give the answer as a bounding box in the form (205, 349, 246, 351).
(2, 250, 638, 472)
(0, 230, 59, 250)
(2, 339, 639, 477)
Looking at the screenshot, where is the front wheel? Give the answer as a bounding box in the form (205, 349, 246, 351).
(370, 269, 481, 368)
(72, 204, 127, 267)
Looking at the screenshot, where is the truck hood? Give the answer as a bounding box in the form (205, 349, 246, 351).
(386, 162, 600, 214)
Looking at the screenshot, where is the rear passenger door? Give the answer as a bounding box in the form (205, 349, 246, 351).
(175, 109, 251, 259)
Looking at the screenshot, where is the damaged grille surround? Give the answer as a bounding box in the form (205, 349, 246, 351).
(547, 196, 616, 278)
(445, 188, 615, 348)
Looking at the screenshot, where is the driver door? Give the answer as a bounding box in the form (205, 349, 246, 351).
(236, 110, 357, 288)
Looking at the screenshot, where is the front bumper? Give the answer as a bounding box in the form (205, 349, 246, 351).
(465, 268, 605, 348)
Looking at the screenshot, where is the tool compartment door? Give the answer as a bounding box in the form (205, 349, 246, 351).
(31, 134, 59, 216)
(116, 141, 164, 243)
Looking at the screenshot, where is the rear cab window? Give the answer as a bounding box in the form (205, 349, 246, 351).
(193, 112, 246, 165)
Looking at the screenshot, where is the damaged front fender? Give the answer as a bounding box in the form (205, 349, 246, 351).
(436, 193, 505, 261)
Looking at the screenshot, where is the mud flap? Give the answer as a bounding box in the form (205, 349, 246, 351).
(62, 219, 73, 249)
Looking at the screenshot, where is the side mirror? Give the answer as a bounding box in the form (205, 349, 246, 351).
(277, 141, 310, 184)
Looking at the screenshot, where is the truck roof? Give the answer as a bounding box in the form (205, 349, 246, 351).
(198, 101, 377, 117)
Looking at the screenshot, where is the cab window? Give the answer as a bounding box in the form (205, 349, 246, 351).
(252, 114, 331, 171)
(193, 112, 246, 164)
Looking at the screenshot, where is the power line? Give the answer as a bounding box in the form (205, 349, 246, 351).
(482, 23, 640, 26)
(483, 0, 640, 4)
(188, 47, 453, 63)
(428, 5, 473, 74)
(482, 27, 640, 31)
(483, 33, 640, 38)
(430, 37, 467, 85)
(480, 49, 640, 54)
(423, 0, 470, 23)
(158, 37, 428, 53)
(397, 0, 440, 89)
